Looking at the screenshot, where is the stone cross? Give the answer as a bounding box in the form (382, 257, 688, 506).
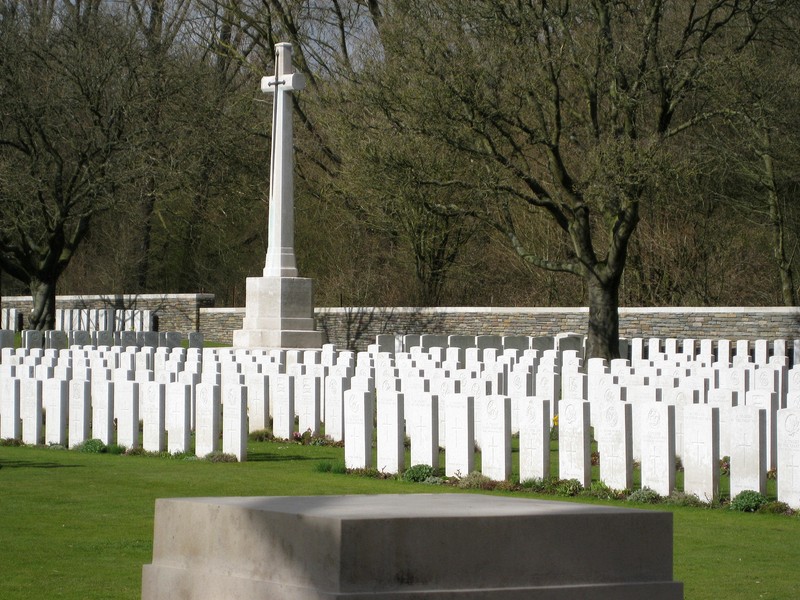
(261, 42, 305, 278)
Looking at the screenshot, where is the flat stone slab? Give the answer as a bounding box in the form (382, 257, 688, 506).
(142, 494, 683, 599)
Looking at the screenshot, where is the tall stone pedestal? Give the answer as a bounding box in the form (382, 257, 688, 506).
(233, 276, 323, 349)
(142, 494, 683, 599)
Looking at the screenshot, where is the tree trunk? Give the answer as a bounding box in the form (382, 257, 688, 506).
(761, 133, 797, 306)
(28, 277, 57, 331)
(585, 271, 621, 360)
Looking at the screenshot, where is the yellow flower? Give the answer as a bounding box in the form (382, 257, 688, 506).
(553, 414, 559, 427)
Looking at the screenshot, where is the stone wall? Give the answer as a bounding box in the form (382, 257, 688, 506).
(6, 295, 798, 348)
(199, 306, 800, 350)
(2, 294, 215, 333)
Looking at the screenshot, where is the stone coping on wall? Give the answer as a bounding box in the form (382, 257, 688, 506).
(2, 293, 216, 304)
(314, 305, 800, 315)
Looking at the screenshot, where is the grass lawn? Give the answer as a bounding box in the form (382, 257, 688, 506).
(1, 441, 799, 600)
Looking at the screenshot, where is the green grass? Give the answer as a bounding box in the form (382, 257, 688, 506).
(1, 441, 799, 600)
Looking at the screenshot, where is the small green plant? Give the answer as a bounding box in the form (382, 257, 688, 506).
(520, 477, 557, 493)
(767, 468, 778, 481)
(107, 444, 126, 455)
(665, 491, 708, 507)
(756, 501, 794, 516)
(720, 456, 730, 476)
(582, 481, 619, 500)
(555, 478, 583, 497)
(314, 460, 348, 474)
(730, 490, 768, 512)
(0, 438, 24, 447)
(455, 471, 496, 490)
(78, 439, 107, 454)
(248, 429, 275, 442)
(348, 466, 391, 479)
(204, 452, 239, 463)
(402, 464, 436, 482)
(627, 487, 662, 504)
(422, 476, 447, 485)
(494, 479, 520, 492)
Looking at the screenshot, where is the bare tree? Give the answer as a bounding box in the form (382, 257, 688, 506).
(343, 0, 782, 358)
(0, 2, 141, 329)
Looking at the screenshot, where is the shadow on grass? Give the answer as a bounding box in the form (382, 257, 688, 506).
(0, 460, 83, 469)
(247, 452, 319, 462)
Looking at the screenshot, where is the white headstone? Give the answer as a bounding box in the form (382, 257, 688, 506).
(344, 389, 374, 469)
(776, 408, 800, 509)
(519, 397, 550, 482)
(444, 393, 474, 477)
(0, 375, 21, 439)
(376, 390, 404, 474)
(480, 395, 511, 481)
(20, 379, 43, 445)
(639, 403, 676, 497)
(596, 401, 633, 491)
(409, 393, 439, 469)
(195, 383, 221, 457)
(729, 406, 767, 497)
(745, 389, 778, 469)
(557, 399, 592, 487)
(142, 381, 166, 453)
(91, 379, 115, 446)
(682, 405, 719, 502)
(296, 374, 321, 435)
(115, 380, 140, 449)
(272, 374, 295, 440)
(222, 384, 248, 461)
(166, 382, 191, 454)
(68, 380, 91, 448)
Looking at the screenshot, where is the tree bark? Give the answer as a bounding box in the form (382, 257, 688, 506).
(28, 277, 57, 331)
(586, 272, 621, 360)
(761, 131, 797, 306)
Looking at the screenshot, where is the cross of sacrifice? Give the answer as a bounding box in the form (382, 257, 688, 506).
(260, 42, 305, 278)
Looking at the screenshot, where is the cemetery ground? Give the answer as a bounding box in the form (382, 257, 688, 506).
(1, 437, 799, 600)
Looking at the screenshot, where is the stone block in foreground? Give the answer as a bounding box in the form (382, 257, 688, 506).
(142, 494, 683, 599)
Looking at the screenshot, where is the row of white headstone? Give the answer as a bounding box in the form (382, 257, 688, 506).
(0, 309, 154, 333)
(0, 337, 798, 508)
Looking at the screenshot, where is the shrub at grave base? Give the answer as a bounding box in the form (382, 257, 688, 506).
(204, 452, 239, 463)
(346, 466, 388, 479)
(453, 471, 494, 490)
(520, 477, 558, 493)
(0, 438, 24, 447)
(730, 490, 768, 512)
(314, 460, 348, 474)
(757, 501, 794, 516)
(78, 439, 107, 454)
(248, 429, 275, 442)
(422, 476, 447, 485)
(665, 491, 708, 508)
(555, 478, 583, 497)
(581, 481, 627, 500)
(627, 487, 663, 504)
(402, 464, 436, 483)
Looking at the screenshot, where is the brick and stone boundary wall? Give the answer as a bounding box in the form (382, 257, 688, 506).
(199, 306, 800, 350)
(4, 296, 798, 349)
(2, 294, 215, 333)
